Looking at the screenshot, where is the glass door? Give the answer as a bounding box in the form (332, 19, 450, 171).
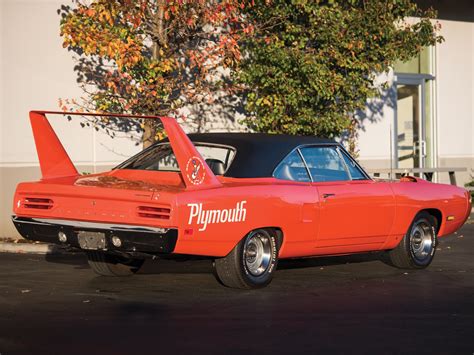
(394, 74, 434, 171)
(396, 83, 423, 168)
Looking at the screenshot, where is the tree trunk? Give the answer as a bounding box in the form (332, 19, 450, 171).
(347, 116, 359, 159)
(142, 121, 155, 149)
(142, 1, 167, 149)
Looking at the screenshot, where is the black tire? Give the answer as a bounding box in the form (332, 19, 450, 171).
(214, 229, 278, 289)
(86, 251, 144, 276)
(386, 211, 437, 269)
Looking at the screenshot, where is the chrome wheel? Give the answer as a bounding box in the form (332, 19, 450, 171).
(409, 221, 434, 262)
(214, 228, 278, 289)
(244, 231, 272, 276)
(385, 212, 437, 269)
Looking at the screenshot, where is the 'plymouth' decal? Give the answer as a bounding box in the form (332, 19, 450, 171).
(187, 201, 247, 231)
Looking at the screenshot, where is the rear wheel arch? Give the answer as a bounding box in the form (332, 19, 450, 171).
(266, 227, 284, 251)
(231, 226, 284, 254)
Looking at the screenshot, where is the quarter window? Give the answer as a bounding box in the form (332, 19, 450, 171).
(273, 150, 311, 182)
(299, 146, 350, 182)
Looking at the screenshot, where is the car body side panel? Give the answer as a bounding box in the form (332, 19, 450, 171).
(315, 180, 395, 250)
(173, 182, 320, 258)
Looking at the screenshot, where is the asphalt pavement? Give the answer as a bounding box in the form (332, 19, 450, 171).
(0, 224, 473, 355)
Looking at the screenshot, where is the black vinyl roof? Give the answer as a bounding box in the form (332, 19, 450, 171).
(186, 133, 336, 178)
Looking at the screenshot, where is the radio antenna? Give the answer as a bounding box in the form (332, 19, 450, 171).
(390, 119, 393, 180)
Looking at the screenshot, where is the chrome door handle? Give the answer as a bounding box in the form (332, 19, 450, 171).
(322, 193, 335, 198)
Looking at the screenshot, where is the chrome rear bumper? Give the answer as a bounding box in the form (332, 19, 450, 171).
(12, 216, 178, 254)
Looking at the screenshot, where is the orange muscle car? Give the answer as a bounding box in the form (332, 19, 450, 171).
(12, 111, 471, 289)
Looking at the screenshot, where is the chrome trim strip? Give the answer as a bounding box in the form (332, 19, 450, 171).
(13, 216, 171, 234)
(296, 148, 313, 182)
(335, 146, 352, 180)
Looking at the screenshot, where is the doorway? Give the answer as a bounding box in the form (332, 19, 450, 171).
(394, 73, 434, 170)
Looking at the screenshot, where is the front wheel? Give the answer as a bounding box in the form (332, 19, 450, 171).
(214, 229, 278, 289)
(86, 251, 144, 276)
(386, 212, 437, 269)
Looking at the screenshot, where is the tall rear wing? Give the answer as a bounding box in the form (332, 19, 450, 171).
(29, 111, 221, 190)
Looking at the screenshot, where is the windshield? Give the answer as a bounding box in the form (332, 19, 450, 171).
(116, 142, 236, 173)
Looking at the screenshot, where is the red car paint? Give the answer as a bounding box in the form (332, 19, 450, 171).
(12, 111, 471, 259)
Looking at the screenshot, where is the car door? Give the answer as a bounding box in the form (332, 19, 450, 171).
(299, 145, 395, 250)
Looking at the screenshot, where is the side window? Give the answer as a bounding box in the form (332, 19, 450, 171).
(299, 146, 349, 182)
(340, 150, 367, 180)
(273, 150, 311, 182)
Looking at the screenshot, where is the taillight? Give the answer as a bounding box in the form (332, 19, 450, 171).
(137, 205, 171, 220)
(22, 197, 54, 210)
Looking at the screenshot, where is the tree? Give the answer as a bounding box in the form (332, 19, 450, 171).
(59, 0, 248, 147)
(237, 0, 443, 141)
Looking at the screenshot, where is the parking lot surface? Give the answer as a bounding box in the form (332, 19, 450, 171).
(0, 224, 473, 355)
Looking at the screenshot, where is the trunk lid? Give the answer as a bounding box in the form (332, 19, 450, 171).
(13, 169, 184, 228)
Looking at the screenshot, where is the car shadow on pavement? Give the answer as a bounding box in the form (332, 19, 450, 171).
(278, 252, 383, 270)
(44, 252, 89, 266)
(44, 250, 385, 274)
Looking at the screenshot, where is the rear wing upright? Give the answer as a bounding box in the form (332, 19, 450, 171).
(29, 111, 221, 189)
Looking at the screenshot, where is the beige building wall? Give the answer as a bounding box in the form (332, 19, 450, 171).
(357, 72, 396, 170)
(358, 19, 474, 185)
(436, 20, 474, 184)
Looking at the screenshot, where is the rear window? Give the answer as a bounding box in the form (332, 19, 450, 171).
(116, 143, 236, 173)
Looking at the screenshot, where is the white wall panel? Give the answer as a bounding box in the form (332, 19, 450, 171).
(0, 0, 139, 166)
(436, 20, 474, 158)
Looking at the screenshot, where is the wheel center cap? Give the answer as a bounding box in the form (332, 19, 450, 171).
(246, 245, 257, 261)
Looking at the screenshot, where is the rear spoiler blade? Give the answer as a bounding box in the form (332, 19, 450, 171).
(29, 111, 221, 189)
(30, 111, 78, 179)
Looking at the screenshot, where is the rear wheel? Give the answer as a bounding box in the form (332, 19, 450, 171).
(386, 212, 437, 269)
(86, 251, 144, 276)
(214, 229, 278, 289)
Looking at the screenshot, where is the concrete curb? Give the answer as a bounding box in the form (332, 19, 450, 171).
(0, 242, 67, 255)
